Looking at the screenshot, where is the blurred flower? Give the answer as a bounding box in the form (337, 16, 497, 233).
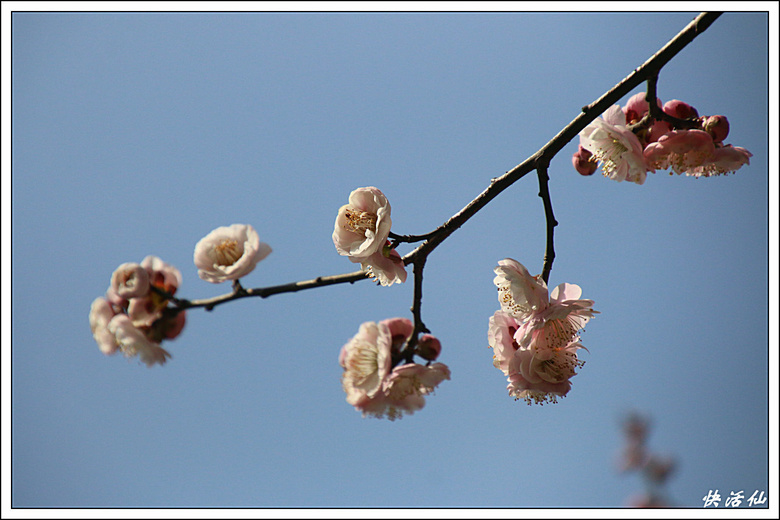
(340, 318, 449, 420)
(108, 314, 171, 367)
(333, 187, 392, 262)
(110, 262, 150, 299)
(194, 223, 272, 283)
(578, 104, 652, 184)
(89, 297, 120, 355)
(90, 256, 185, 367)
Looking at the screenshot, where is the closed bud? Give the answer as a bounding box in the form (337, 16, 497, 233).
(572, 145, 598, 176)
(663, 99, 699, 120)
(702, 115, 729, 143)
(416, 334, 442, 361)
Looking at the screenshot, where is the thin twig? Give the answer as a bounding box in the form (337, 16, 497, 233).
(537, 162, 557, 284)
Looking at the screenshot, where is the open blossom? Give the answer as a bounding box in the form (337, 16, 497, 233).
(333, 187, 392, 261)
(578, 104, 652, 184)
(194, 223, 272, 283)
(340, 318, 449, 420)
(489, 259, 596, 405)
(506, 338, 585, 405)
(644, 129, 751, 177)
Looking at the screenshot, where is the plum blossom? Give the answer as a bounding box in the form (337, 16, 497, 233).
(578, 104, 652, 184)
(340, 318, 449, 420)
(333, 187, 392, 261)
(194, 223, 272, 283)
(90, 256, 185, 367)
(488, 259, 596, 405)
(644, 129, 751, 177)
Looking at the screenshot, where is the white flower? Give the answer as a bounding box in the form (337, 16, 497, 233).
(579, 105, 652, 184)
(332, 187, 392, 261)
(194, 224, 272, 283)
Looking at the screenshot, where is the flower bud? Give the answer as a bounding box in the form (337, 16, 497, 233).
(416, 334, 442, 361)
(572, 145, 598, 176)
(663, 99, 699, 120)
(701, 115, 729, 143)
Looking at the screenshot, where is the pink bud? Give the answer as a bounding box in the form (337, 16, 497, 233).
(702, 115, 729, 143)
(663, 99, 699, 120)
(416, 334, 441, 361)
(572, 145, 598, 176)
(623, 92, 662, 124)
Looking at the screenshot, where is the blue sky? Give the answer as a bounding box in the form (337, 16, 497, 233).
(6, 7, 777, 513)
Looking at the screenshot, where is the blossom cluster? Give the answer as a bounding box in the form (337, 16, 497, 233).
(574, 92, 751, 184)
(487, 259, 597, 405)
(332, 186, 407, 286)
(90, 224, 272, 366)
(339, 318, 450, 420)
(89, 256, 185, 367)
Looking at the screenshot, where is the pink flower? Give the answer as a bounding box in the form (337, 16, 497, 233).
(194, 224, 272, 283)
(340, 318, 449, 420)
(505, 338, 585, 405)
(643, 129, 717, 175)
(489, 259, 596, 405)
(513, 282, 596, 352)
(107, 315, 171, 367)
(487, 310, 522, 375)
(362, 241, 407, 286)
(333, 187, 392, 261)
(579, 105, 652, 184)
(110, 263, 150, 299)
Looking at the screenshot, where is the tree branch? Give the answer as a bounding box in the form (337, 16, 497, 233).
(159, 12, 721, 316)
